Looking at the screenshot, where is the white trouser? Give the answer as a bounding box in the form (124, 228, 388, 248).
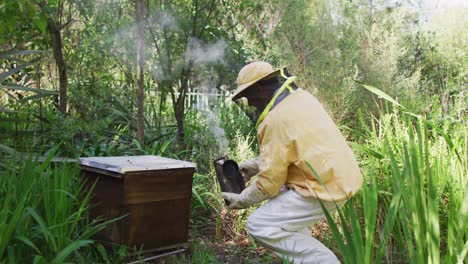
(247, 188, 342, 264)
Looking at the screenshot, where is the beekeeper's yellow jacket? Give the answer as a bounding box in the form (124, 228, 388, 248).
(255, 88, 363, 202)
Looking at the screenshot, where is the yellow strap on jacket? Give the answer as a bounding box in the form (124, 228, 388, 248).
(255, 68, 297, 129)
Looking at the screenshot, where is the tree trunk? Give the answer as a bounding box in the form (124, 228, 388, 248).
(46, 18, 68, 114)
(174, 101, 185, 143)
(173, 68, 191, 144)
(171, 85, 185, 144)
(135, 0, 146, 147)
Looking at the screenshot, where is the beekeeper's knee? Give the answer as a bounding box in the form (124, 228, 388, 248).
(313, 251, 340, 264)
(303, 243, 340, 264)
(248, 208, 271, 239)
(246, 212, 259, 237)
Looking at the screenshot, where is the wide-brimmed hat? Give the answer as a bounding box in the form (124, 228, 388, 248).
(232, 61, 282, 100)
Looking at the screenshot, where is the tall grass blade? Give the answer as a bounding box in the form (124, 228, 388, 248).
(0, 165, 35, 259)
(15, 236, 41, 254)
(375, 192, 401, 263)
(318, 201, 351, 262)
(363, 176, 378, 263)
(25, 207, 54, 248)
(52, 240, 93, 263)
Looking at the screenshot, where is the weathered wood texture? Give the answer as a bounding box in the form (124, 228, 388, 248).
(81, 166, 194, 251)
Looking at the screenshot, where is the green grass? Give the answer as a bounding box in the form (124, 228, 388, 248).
(320, 104, 467, 263)
(0, 149, 119, 263)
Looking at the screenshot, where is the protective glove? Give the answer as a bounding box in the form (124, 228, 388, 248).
(239, 157, 260, 183)
(221, 180, 269, 209)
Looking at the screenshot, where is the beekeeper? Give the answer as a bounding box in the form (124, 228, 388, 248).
(222, 61, 363, 264)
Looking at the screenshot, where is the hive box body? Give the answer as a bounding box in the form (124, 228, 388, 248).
(79, 156, 196, 252)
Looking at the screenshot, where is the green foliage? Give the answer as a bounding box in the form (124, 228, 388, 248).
(268, 0, 363, 122)
(0, 149, 120, 263)
(0, 50, 53, 104)
(219, 99, 257, 145)
(227, 130, 257, 164)
(323, 114, 466, 263)
(265, 0, 466, 126)
(0, 49, 57, 153)
(321, 80, 467, 263)
(1, 0, 466, 262)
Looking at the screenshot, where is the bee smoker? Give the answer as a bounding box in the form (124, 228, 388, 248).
(213, 156, 245, 205)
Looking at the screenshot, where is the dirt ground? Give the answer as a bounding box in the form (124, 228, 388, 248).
(149, 207, 336, 264)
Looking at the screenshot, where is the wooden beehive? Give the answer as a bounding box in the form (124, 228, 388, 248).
(79, 156, 196, 253)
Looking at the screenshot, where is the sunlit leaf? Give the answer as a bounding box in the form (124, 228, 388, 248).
(19, 93, 55, 103)
(355, 80, 405, 108)
(0, 84, 57, 95)
(34, 17, 47, 33)
(0, 50, 45, 58)
(0, 57, 40, 81)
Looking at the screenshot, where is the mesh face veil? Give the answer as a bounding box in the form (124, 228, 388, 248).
(255, 68, 297, 128)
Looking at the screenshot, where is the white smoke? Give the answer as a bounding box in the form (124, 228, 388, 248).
(194, 74, 229, 156)
(113, 25, 135, 50)
(152, 11, 179, 31)
(201, 106, 229, 156)
(186, 39, 228, 155)
(185, 38, 227, 65)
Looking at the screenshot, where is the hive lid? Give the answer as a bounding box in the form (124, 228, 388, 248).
(79, 155, 196, 174)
